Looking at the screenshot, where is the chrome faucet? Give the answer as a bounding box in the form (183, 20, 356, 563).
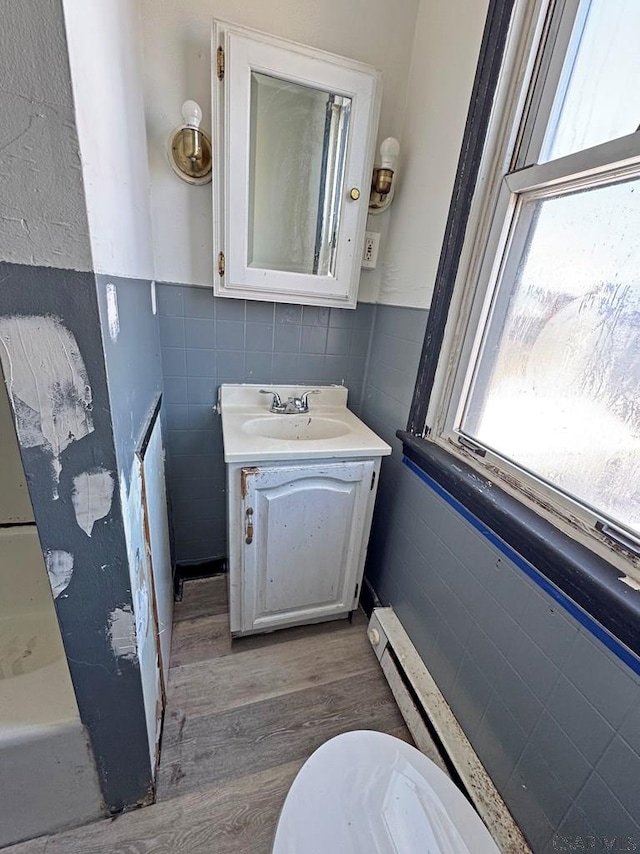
(260, 389, 320, 414)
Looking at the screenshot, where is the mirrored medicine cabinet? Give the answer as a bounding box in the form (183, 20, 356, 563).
(212, 21, 381, 308)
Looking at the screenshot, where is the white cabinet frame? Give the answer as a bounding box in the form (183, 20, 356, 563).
(212, 20, 381, 308)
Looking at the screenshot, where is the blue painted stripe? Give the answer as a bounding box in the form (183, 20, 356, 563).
(403, 455, 640, 677)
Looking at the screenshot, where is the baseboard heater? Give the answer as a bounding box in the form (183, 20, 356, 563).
(368, 607, 531, 854)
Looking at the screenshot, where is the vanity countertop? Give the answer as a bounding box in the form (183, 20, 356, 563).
(218, 384, 392, 463)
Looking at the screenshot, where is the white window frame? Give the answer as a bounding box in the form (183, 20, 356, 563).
(424, 0, 640, 582)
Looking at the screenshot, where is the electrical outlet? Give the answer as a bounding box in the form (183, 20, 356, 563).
(362, 231, 380, 269)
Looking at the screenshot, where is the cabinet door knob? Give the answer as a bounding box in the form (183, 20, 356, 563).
(349, 187, 361, 200)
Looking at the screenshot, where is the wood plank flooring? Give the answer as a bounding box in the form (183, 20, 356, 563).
(4, 576, 412, 853)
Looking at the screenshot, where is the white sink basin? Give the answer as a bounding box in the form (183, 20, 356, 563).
(219, 384, 392, 463)
(241, 416, 351, 441)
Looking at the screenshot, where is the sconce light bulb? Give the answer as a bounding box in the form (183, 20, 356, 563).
(181, 100, 203, 129)
(379, 137, 400, 170)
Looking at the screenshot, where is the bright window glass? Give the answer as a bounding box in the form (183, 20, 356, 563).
(542, 0, 640, 162)
(462, 177, 640, 535)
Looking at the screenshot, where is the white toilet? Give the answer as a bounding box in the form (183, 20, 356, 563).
(273, 730, 500, 853)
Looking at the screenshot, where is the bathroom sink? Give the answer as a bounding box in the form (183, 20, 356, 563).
(219, 384, 392, 463)
(241, 416, 350, 441)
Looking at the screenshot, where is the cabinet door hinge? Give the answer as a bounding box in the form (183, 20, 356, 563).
(218, 251, 225, 277)
(217, 46, 225, 80)
(354, 582, 359, 600)
(370, 470, 376, 490)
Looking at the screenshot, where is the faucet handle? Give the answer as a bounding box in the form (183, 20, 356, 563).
(300, 389, 320, 405)
(259, 389, 283, 411)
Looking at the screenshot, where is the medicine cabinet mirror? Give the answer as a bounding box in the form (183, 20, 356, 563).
(212, 21, 381, 308)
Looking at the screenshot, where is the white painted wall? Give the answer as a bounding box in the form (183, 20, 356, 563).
(140, 0, 420, 300)
(378, 0, 489, 308)
(1, 0, 487, 311)
(0, 0, 91, 271)
(63, 0, 155, 281)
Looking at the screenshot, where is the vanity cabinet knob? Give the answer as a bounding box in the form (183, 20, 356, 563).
(349, 187, 361, 200)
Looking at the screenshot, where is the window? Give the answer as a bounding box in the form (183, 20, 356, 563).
(423, 0, 640, 574)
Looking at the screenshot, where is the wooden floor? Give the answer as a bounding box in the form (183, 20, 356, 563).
(7, 576, 411, 853)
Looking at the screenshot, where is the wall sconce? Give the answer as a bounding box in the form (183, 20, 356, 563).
(369, 137, 400, 214)
(168, 100, 212, 185)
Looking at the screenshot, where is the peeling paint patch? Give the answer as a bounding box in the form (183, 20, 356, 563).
(72, 468, 115, 536)
(107, 605, 137, 661)
(106, 283, 120, 341)
(0, 315, 94, 494)
(134, 549, 150, 642)
(45, 549, 74, 598)
(119, 467, 152, 646)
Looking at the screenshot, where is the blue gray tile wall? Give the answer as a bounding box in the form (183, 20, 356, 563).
(361, 304, 640, 852)
(360, 303, 429, 456)
(156, 282, 375, 562)
(96, 274, 162, 486)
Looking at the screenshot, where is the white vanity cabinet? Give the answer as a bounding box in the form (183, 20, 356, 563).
(227, 457, 381, 635)
(220, 384, 391, 636)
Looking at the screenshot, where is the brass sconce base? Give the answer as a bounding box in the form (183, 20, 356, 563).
(369, 167, 395, 214)
(169, 127, 213, 185)
(368, 138, 399, 213)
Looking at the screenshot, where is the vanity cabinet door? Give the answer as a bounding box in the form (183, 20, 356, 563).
(240, 460, 376, 633)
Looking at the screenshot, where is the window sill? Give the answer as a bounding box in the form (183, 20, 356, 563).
(398, 430, 640, 667)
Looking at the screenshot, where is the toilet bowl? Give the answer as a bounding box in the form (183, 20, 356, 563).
(273, 730, 500, 853)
